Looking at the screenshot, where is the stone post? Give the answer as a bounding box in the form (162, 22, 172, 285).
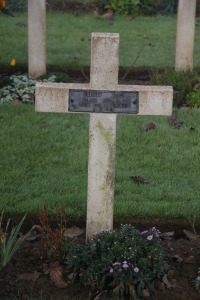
(175, 0, 196, 71)
(28, 0, 46, 78)
(86, 33, 119, 239)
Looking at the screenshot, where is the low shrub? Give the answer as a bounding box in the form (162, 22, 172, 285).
(110, 0, 140, 16)
(64, 224, 166, 299)
(0, 74, 56, 104)
(186, 89, 200, 108)
(6, 0, 27, 12)
(150, 69, 200, 107)
(96, 0, 177, 16)
(35, 203, 67, 261)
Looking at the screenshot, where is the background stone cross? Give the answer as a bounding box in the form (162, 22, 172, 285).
(36, 32, 173, 239)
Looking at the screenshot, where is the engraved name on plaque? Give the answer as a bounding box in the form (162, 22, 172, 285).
(69, 90, 139, 113)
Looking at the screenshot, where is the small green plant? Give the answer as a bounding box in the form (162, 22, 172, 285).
(35, 203, 67, 261)
(0, 214, 29, 270)
(6, 0, 27, 12)
(111, 0, 140, 16)
(96, 0, 112, 10)
(0, 74, 56, 104)
(186, 89, 200, 108)
(65, 225, 166, 299)
(150, 69, 199, 107)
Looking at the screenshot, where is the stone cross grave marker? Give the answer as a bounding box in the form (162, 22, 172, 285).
(28, 0, 46, 78)
(175, 0, 196, 71)
(36, 33, 173, 240)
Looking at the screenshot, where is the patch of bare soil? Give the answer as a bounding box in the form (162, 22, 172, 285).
(0, 225, 200, 300)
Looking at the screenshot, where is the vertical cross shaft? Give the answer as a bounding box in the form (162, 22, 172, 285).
(86, 33, 119, 239)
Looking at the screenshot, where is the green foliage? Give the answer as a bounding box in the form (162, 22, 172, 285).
(195, 268, 200, 292)
(1, 105, 200, 220)
(137, 0, 157, 15)
(0, 13, 182, 69)
(110, 0, 140, 16)
(6, 0, 178, 15)
(150, 69, 199, 107)
(186, 89, 200, 108)
(0, 214, 29, 269)
(96, 0, 110, 10)
(95, 0, 177, 15)
(65, 225, 166, 298)
(0, 74, 56, 104)
(0, 7, 14, 16)
(6, 0, 27, 12)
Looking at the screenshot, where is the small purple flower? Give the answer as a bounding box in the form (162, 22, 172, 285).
(112, 262, 121, 266)
(133, 267, 139, 273)
(109, 268, 114, 273)
(122, 262, 129, 268)
(151, 227, 161, 236)
(147, 235, 153, 241)
(119, 268, 122, 272)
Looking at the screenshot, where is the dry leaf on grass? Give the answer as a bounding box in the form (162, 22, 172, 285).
(173, 255, 183, 263)
(162, 274, 173, 289)
(160, 231, 175, 240)
(64, 226, 84, 238)
(143, 122, 156, 131)
(183, 229, 197, 240)
(25, 230, 41, 242)
(130, 176, 151, 184)
(43, 261, 60, 275)
(184, 255, 196, 264)
(17, 271, 41, 282)
(67, 272, 74, 280)
(50, 266, 68, 288)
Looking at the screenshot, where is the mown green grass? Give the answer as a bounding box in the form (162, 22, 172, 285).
(1, 104, 200, 222)
(1, 12, 200, 69)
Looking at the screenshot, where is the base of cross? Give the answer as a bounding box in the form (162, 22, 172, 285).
(36, 32, 173, 240)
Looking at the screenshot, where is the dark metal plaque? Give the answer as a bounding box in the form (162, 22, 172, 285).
(68, 90, 138, 114)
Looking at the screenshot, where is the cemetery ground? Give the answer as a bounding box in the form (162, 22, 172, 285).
(1, 97, 200, 300)
(1, 11, 200, 300)
(1, 13, 200, 69)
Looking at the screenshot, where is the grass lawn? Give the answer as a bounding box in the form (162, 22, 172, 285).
(1, 104, 200, 223)
(0, 13, 200, 69)
(1, 12, 200, 224)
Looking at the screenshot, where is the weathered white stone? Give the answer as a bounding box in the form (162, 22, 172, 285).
(28, 0, 46, 78)
(175, 0, 196, 71)
(86, 33, 118, 239)
(90, 33, 119, 90)
(36, 33, 173, 240)
(36, 83, 172, 116)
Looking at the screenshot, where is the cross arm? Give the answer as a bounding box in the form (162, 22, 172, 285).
(35, 82, 173, 116)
